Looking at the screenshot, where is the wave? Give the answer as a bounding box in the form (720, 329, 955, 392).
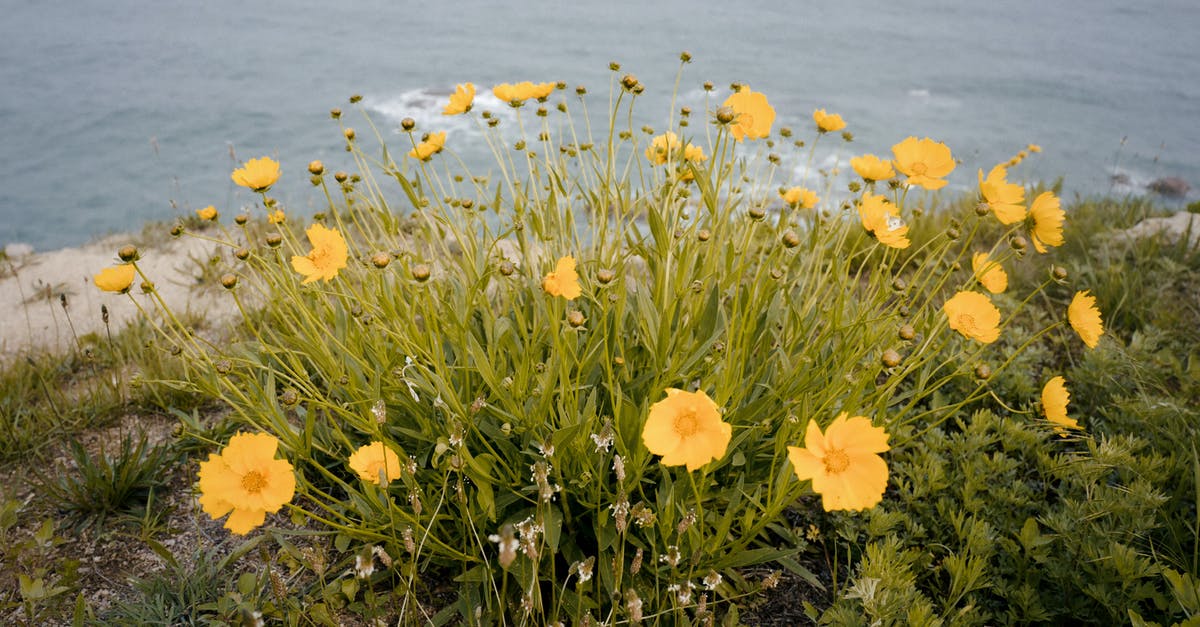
(367, 87, 520, 138)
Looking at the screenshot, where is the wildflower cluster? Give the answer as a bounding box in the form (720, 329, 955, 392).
(104, 58, 1106, 622)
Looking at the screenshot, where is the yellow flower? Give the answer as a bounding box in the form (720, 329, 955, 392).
(857, 191, 910, 249)
(787, 413, 890, 511)
(722, 86, 775, 142)
(682, 143, 707, 164)
(891, 136, 955, 190)
(1041, 376, 1080, 435)
(290, 223, 348, 284)
(971, 252, 1008, 294)
(196, 205, 218, 221)
(529, 82, 556, 100)
(1028, 191, 1064, 253)
(978, 165, 1026, 224)
(645, 132, 683, 165)
(493, 81, 546, 106)
(94, 264, 136, 293)
(231, 157, 281, 192)
(542, 256, 582, 300)
(1027, 143, 1042, 153)
(197, 432, 296, 535)
(1068, 290, 1104, 349)
(408, 131, 447, 161)
(850, 154, 895, 182)
(267, 209, 286, 224)
(348, 441, 403, 485)
(442, 83, 475, 115)
(781, 187, 819, 209)
(943, 290, 1002, 343)
(813, 108, 846, 133)
(642, 388, 732, 471)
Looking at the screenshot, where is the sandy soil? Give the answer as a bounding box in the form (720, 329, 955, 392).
(1, 233, 240, 360)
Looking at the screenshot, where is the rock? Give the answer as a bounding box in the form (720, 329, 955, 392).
(3, 243, 33, 258)
(1121, 212, 1200, 248)
(1146, 177, 1191, 198)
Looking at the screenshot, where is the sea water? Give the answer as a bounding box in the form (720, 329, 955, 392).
(2, 0, 1197, 251)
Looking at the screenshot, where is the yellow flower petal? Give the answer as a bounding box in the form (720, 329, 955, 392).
(93, 264, 136, 293)
(1068, 290, 1104, 348)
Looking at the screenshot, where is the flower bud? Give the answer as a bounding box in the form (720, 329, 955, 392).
(608, 61, 621, 71)
(411, 263, 431, 282)
(266, 233, 283, 248)
(141, 281, 155, 294)
(371, 252, 391, 269)
(715, 106, 736, 124)
(892, 277, 907, 292)
(349, 93, 363, 103)
(1051, 265, 1068, 281)
(343, 128, 356, 141)
(697, 229, 711, 242)
(575, 85, 587, 95)
(881, 349, 902, 368)
(214, 359, 232, 375)
(567, 310, 586, 327)
(781, 230, 800, 248)
(748, 206, 766, 221)
(769, 268, 783, 280)
(975, 202, 991, 217)
(898, 304, 911, 316)
(841, 131, 854, 142)
(848, 181, 862, 193)
(596, 269, 615, 284)
(234, 214, 248, 225)
(234, 247, 250, 261)
(946, 226, 961, 240)
(330, 108, 342, 119)
(170, 225, 184, 238)
(401, 117, 416, 131)
(898, 324, 916, 341)
(118, 245, 139, 262)
(1010, 235, 1028, 252)
(220, 273, 238, 290)
(308, 160, 325, 175)
(974, 364, 992, 380)
(279, 388, 300, 407)
(703, 81, 714, 91)
(691, 280, 704, 293)
(498, 260, 515, 276)
(679, 50, 692, 63)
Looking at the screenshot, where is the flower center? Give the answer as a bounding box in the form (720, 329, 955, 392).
(823, 448, 850, 474)
(241, 470, 268, 494)
(957, 313, 976, 332)
(739, 113, 754, 131)
(673, 410, 700, 438)
(367, 461, 387, 480)
(910, 162, 928, 176)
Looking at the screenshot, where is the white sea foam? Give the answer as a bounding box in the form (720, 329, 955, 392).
(368, 87, 518, 139)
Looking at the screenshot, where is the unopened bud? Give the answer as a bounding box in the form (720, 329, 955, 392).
(141, 281, 155, 294)
(334, 171, 348, 183)
(330, 108, 341, 119)
(748, 206, 766, 221)
(1051, 265, 1068, 281)
(898, 324, 916, 341)
(715, 106, 736, 124)
(974, 364, 992, 380)
(343, 128, 355, 141)
(279, 388, 300, 407)
(781, 230, 800, 248)
(946, 226, 961, 240)
(881, 349, 902, 368)
(234, 214, 248, 226)
(680, 50, 692, 62)
(118, 245, 139, 262)
(892, 277, 907, 292)
(1010, 235, 1028, 252)
(596, 269, 615, 284)
(575, 85, 587, 95)
(235, 247, 250, 261)
(703, 81, 714, 91)
(498, 260, 515, 276)
(567, 310, 586, 327)
(697, 229, 711, 242)
(401, 117, 416, 131)
(308, 160, 325, 175)
(349, 94, 363, 104)
(220, 273, 238, 289)
(371, 252, 391, 269)
(170, 225, 184, 238)
(975, 202, 991, 217)
(608, 61, 621, 71)
(411, 263, 431, 282)
(266, 233, 282, 248)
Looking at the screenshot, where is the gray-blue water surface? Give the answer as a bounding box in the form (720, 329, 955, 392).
(2, 0, 1198, 251)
